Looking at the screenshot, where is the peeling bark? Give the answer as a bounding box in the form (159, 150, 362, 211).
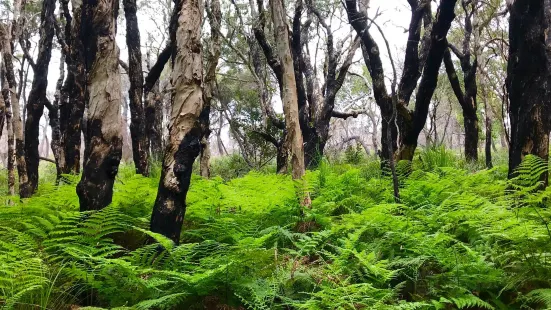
(24, 0, 56, 194)
(1, 62, 15, 195)
(76, 0, 123, 211)
(507, 0, 551, 185)
(123, 0, 149, 176)
(150, 0, 204, 243)
(270, 0, 305, 180)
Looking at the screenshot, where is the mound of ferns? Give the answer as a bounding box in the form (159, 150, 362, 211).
(0, 154, 550, 309)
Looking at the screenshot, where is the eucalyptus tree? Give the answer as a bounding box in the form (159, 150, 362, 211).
(344, 0, 458, 161)
(22, 0, 56, 194)
(123, 0, 149, 176)
(76, 0, 123, 211)
(150, 0, 205, 243)
(507, 0, 551, 186)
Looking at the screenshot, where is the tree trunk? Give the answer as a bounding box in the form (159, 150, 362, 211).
(60, 0, 86, 175)
(396, 0, 457, 161)
(200, 0, 222, 179)
(485, 102, 493, 169)
(2, 35, 31, 198)
(1, 65, 15, 196)
(145, 54, 165, 162)
(50, 51, 65, 180)
(76, 0, 123, 211)
(507, 0, 551, 185)
(23, 0, 56, 195)
(270, 0, 305, 180)
(150, 0, 204, 244)
(123, 0, 149, 176)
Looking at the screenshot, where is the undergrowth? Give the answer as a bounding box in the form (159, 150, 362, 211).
(0, 151, 550, 309)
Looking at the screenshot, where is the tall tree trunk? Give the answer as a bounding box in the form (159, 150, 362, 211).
(270, 0, 305, 180)
(145, 53, 166, 162)
(2, 25, 31, 198)
(507, 0, 551, 185)
(50, 51, 65, 180)
(59, 0, 86, 175)
(200, 0, 221, 179)
(1, 63, 15, 196)
(150, 0, 204, 243)
(76, 0, 123, 211)
(484, 101, 493, 169)
(123, 0, 149, 176)
(23, 0, 56, 195)
(395, 0, 457, 160)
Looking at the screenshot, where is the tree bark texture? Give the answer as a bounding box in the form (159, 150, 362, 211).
(270, 0, 305, 180)
(507, 0, 551, 185)
(200, 0, 222, 179)
(150, 0, 204, 244)
(2, 25, 31, 198)
(76, 0, 123, 211)
(123, 0, 149, 176)
(59, 0, 86, 175)
(1, 63, 15, 196)
(23, 0, 56, 194)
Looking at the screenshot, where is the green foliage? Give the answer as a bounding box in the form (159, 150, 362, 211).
(1, 154, 551, 309)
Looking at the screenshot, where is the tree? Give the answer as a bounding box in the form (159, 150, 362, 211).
(150, 0, 204, 243)
(344, 0, 458, 162)
(253, 0, 361, 169)
(57, 0, 87, 176)
(123, 0, 149, 176)
(200, 0, 222, 178)
(23, 0, 56, 194)
(76, 0, 123, 211)
(1, 0, 32, 198)
(507, 0, 551, 186)
(270, 0, 305, 179)
(443, 0, 480, 162)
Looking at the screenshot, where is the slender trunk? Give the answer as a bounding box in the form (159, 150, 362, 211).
(76, 0, 123, 211)
(484, 102, 493, 169)
(24, 0, 56, 194)
(50, 52, 65, 180)
(150, 0, 204, 243)
(200, 0, 221, 179)
(0, 77, 4, 139)
(270, 0, 305, 180)
(123, 0, 149, 176)
(507, 0, 551, 186)
(60, 0, 86, 175)
(2, 43, 31, 198)
(1, 65, 15, 196)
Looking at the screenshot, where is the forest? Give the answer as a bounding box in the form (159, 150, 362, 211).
(1, 0, 551, 308)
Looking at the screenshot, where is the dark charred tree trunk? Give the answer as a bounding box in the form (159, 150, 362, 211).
(150, 0, 204, 244)
(0, 77, 4, 138)
(345, 0, 457, 162)
(443, 0, 479, 162)
(76, 0, 123, 211)
(396, 0, 457, 160)
(507, 0, 551, 185)
(23, 0, 56, 195)
(59, 0, 86, 175)
(485, 102, 493, 169)
(123, 0, 149, 176)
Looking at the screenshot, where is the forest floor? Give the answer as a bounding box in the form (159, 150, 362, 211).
(1, 148, 551, 309)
